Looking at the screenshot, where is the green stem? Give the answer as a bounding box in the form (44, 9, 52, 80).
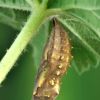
(42, 0, 49, 8)
(46, 8, 63, 17)
(0, 7, 46, 84)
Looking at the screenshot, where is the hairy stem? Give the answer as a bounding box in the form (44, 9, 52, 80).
(0, 7, 46, 84)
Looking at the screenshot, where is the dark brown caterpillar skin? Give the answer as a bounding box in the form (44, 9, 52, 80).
(33, 19, 72, 100)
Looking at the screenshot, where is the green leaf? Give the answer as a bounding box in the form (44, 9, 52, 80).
(48, 0, 100, 10)
(0, 8, 29, 30)
(0, 0, 100, 11)
(69, 10, 100, 38)
(58, 10, 100, 74)
(0, 0, 31, 11)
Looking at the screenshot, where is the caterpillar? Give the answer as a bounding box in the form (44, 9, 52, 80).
(33, 19, 72, 100)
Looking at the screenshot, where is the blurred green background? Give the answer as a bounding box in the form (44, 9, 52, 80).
(0, 23, 100, 100)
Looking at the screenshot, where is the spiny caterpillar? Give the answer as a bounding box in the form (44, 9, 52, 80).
(33, 19, 72, 100)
